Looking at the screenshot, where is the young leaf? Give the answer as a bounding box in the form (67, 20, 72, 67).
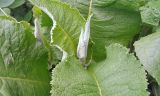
(51, 44, 148, 96)
(0, 16, 50, 96)
(29, 0, 85, 56)
(77, 15, 92, 63)
(134, 32, 160, 85)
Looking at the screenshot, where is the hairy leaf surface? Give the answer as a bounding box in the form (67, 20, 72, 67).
(30, 0, 85, 56)
(0, 16, 50, 96)
(58, 0, 142, 62)
(134, 32, 160, 85)
(140, 0, 160, 26)
(51, 44, 148, 96)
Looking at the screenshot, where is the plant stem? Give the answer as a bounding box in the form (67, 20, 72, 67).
(88, 0, 92, 18)
(0, 8, 8, 16)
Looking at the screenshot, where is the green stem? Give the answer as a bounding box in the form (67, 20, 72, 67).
(0, 8, 8, 16)
(88, 0, 93, 18)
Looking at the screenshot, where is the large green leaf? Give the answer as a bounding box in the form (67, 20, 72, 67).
(61, 0, 146, 12)
(51, 44, 148, 96)
(57, 0, 142, 62)
(29, 0, 85, 56)
(140, 0, 160, 26)
(91, 7, 141, 62)
(0, 16, 50, 96)
(134, 32, 160, 85)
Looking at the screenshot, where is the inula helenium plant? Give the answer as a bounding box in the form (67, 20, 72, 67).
(0, 0, 160, 96)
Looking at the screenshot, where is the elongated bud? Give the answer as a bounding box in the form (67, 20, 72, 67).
(34, 18, 41, 41)
(77, 15, 92, 63)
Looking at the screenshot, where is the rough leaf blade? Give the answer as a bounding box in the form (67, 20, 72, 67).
(51, 44, 148, 96)
(134, 32, 160, 85)
(58, 0, 142, 62)
(140, 0, 160, 26)
(29, 0, 85, 56)
(0, 16, 50, 96)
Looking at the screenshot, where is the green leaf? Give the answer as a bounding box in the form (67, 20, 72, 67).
(0, 8, 11, 16)
(48, 45, 63, 68)
(106, 0, 146, 10)
(32, 6, 52, 42)
(9, 0, 25, 8)
(91, 7, 141, 62)
(32, 6, 42, 17)
(32, 6, 63, 67)
(40, 12, 53, 27)
(0, 16, 50, 96)
(57, 0, 142, 62)
(24, 10, 33, 22)
(29, 0, 85, 56)
(0, 0, 15, 8)
(134, 32, 160, 85)
(140, 0, 160, 26)
(51, 44, 148, 96)
(60, 0, 146, 12)
(11, 5, 32, 22)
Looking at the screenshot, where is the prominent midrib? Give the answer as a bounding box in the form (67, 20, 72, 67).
(91, 72, 103, 96)
(0, 76, 48, 85)
(32, 0, 85, 54)
(57, 25, 76, 53)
